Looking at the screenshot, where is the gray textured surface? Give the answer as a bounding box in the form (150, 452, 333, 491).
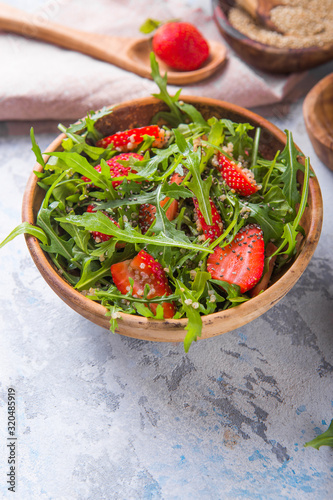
(0, 97, 332, 499)
(0, 3, 332, 499)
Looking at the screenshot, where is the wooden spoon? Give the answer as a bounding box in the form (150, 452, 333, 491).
(236, 0, 284, 32)
(0, 2, 227, 85)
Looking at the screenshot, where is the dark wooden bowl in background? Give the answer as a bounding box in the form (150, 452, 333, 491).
(303, 73, 333, 171)
(212, 0, 333, 73)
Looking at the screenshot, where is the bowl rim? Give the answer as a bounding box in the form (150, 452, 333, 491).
(21, 95, 323, 342)
(303, 72, 333, 154)
(212, 0, 333, 55)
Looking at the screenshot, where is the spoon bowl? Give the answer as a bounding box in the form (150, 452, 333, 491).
(0, 2, 227, 85)
(127, 38, 227, 85)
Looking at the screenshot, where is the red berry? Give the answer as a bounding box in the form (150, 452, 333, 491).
(86, 204, 119, 242)
(193, 198, 223, 242)
(138, 172, 184, 233)
(82, 152, 143, 187)
(96, 125, 166, 152)
(217, 153, 259, 197)
(207, 225, 265, 293)
(111, 250, 176, 318)
(152, 22, 209, 71)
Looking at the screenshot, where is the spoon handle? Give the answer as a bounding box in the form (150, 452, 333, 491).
(236, 0, 282, 31)
(0, 2, 138, 69)
(236, 0, 259, 19)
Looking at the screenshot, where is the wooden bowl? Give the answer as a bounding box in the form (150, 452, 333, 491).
(22, 96, 323, 343)
(212, 0, 333, 73)
(303, 73, 333, 171)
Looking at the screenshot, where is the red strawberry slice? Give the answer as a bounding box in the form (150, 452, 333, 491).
(110, 250, 176, 318)
(96, 125, 166, 151)
(139, 172, 184, 234)
(249, 241, 277, 297)
(152, 22, 209, 71)
(86, 204, 120, 243)
(217, 153, 259, 196)
(207, 224, 265, 293)
(82, 152, 143, 187)
(193, 198, 223, 242)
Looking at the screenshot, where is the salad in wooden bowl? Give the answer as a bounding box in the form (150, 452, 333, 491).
(2, 56, 323, 351)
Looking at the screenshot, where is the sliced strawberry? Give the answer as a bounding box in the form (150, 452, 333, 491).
(207, 224, 265, 293)
(86, 204, 120, 243)
(139, 172, 184, 234)
(139, 200, 177, 234)
(96, 125, 166, 152)
(193, 198, 223, 242)
(82, 152, 143, 187)
(217, 153, 259, 196)
(249, 241, 277, 297)
(110, 250, 176, 318)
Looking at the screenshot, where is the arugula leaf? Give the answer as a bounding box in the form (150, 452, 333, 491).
(0, 222, 48, 248)
(139, 18, 162, 34)
(245, 201, 284, 244)
(133, 302, 156, 317)
(229, 122, 254, 159)
(152, 185, 192, 242)
(174, 279, 203, 352)
(192, 271, 211, 299)
(271, 157, 310, 262)
(58, 125, 107, 160)
(37, 202, 75, 261)
(262, 186, 292, 221)
(105, 304, 123, 333)
(162, 182, 192, 200)
(183, 306, 202, 352)
(199, 119, 224, 174)
(150, 53, 183, 127)
(61, 107, 112, 138)
(176, 133, 213, 227)
(59, 222, 91, 254)
(47, 151, 116, 199)
(55, 212, 214, 254)
(304, 420, 333, 450)
(278, 130, 304, 210)
(135, 144, 178, 179)
(75, 257, 113, 291)
(30, 128, 45, 168)
(176, 101, 208, 128)
(186, 174, 213, 225)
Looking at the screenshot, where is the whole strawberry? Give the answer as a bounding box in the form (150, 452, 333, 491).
(152, 22, 209, 71)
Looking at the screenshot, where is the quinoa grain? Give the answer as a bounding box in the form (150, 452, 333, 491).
(228, 0, 333, 49)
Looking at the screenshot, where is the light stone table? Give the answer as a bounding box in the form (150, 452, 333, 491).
(0, 93, 332, 499)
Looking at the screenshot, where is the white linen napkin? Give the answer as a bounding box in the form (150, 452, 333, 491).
(0, 0, 310, 123)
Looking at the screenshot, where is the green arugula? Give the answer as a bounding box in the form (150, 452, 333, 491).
(0, 222, 48, 248)
(139, 18, 162, 34)
(30, 128, 45, 168)
(304, 420, 333, 450)
(278, 130, 304, 210)
(37, 203, 75, 262)
(173, 130, 213, 225)
(55, 212, 214, 254)
(61, 107, 112, 138)
(150, 53, 183, 127)
(0, 59, 313, 353)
